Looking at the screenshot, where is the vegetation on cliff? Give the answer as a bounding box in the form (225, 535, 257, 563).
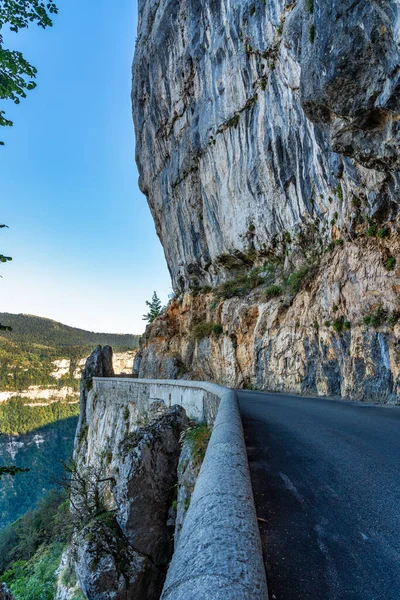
(0, 488, 77, 600)
(0, 398, 79, 436)
(0, 414, 79, 528)
(0, 314, 139, 393)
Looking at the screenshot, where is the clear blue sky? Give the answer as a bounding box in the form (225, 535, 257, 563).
(0, 0, 172, 334)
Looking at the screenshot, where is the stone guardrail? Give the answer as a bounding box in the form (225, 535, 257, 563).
(93, 378, 268, 600)
(92, 377, 224, 424)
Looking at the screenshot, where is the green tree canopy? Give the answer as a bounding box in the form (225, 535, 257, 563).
(143, 291, 163, 323)
(0, 0, 58, 142)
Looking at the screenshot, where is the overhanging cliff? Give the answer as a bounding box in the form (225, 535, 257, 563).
(132, 0, 400, 402)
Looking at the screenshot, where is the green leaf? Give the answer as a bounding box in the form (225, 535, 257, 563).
(0, 0, 58, 134)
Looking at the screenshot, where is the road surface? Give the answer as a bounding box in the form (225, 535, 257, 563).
(238, 391, 400, 600)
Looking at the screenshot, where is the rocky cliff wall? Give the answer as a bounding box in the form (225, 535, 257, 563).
(133, 243, 400, 403)
(58, 348, 225, 599)
(133, 0, 400, 402)
(133, 0, 400, 290)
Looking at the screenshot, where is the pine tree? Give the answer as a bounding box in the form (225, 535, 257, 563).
(143, 292, 163, 323)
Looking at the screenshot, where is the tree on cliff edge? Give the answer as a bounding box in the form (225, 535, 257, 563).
(143, 291, 163, 323)
(0, 0, 58, 143)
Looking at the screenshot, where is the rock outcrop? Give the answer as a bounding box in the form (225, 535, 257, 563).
(76, 345, 114, 442)
(55, 548, 85, 600)
(112, 405, 189, 566)
(132, 0, 400, 402)
(60, 348, 190, 600)
(173, 430, 209, 545)
(133, 244, 400, 403)
(75, 518, 162, 600)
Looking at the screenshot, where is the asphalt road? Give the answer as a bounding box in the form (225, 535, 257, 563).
(238, 391, 400, 600)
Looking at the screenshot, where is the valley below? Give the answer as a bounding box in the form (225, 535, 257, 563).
(0, 314, 140, 597)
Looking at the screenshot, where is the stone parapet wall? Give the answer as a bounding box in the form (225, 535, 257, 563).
(90, 377, 268, 599)
(91, 377, 223, 425)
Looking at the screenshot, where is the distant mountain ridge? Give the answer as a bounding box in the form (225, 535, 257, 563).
(0, 313, 140, 349)
(0, 313, 139, 532)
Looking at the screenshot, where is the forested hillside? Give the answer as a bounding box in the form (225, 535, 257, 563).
(0, 314, 139, 531)
(0, 414, 79, 528)
(0, 313, 140, 349)
(0, 488, 81, 599)
(0, 314, 139, 392)
(0, 340, 81, 392)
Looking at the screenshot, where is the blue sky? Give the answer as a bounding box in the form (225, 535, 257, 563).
(0, 0, 172, 334)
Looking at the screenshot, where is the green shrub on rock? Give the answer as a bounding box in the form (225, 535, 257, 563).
(286, 266, 311, 294)
(384, 256, 396, 271)
(183, 423, 211, 467)
(212, 324, 224, 336)
(332, 317, 351, 333)
(193, 322, 223, 340)
(363, 307, 399, 328)
(377, 227, 390, 239)
(265, 284, 282, 299)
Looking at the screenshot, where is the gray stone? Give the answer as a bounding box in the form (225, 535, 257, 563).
(75, 518, 163, 600)
(62, 378, 194, 600)
(112, 405, 190, 566)
(300, 0, 400, 171)
(132, 0, 400, 292)
(77, 345, 114, 439)
(173, 437, 201, 545)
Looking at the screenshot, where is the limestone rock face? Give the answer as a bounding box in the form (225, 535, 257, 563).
(132, 0, 400, 292)
(173, 438, 201, 546)
(112, 405, 190, 566)
(299, 0, 400, 171)
(71, 405, 188, 599)
(132, 0, 400, 401)
(134, 237, 400, 404)
(75, 519, 163, 600)
(77, 345, 114, 443)
(60, 349, 190, 600)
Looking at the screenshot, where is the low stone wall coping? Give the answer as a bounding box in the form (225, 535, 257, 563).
(92, 377, 228, 394)
(161, 387, 268, 600)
